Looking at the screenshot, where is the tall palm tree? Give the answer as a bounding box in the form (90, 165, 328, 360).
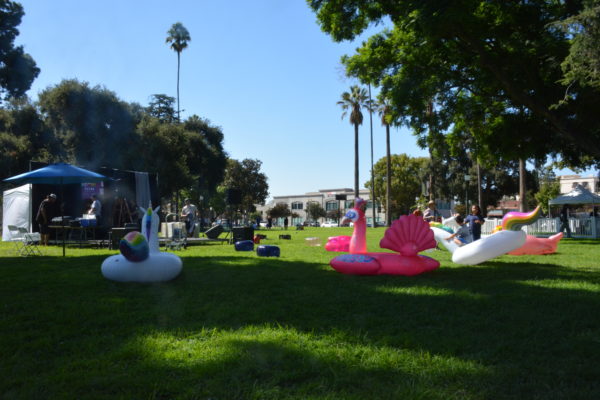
(377, 98, 393, 226)
(338, 85, 369, 198)
(166, 22, 191, 122)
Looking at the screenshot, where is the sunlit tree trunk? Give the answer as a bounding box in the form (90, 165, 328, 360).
(519, 158, 527, 212)
(354, 123, 359, 198)
(385, 123, 391, 226)
(176, 51, 181, 122)
(477, 162, 483, 212)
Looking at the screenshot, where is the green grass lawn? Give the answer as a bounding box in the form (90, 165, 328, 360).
(1, 227, 599, 400)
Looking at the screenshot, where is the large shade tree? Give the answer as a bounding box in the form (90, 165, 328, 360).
(0, 0, 39, 102)
(165, 22, 191, 122)
(338, 85, 369, 198)
(0, 98, 58, 180)
(147, 94, 176, 123)
(309, 0, 600, 169)
(222, 158, 269, 215)
(366, 154, 429, 218)
(37, 79, 139, 169)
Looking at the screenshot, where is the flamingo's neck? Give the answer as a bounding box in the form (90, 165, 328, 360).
(349, 212, 367, 254)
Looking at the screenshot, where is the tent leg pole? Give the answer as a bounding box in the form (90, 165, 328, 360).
(61, 182, 65, 257)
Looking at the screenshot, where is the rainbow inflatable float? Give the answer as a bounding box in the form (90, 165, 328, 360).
(101, 206, 182, 282)
(432, 207, 541, 265)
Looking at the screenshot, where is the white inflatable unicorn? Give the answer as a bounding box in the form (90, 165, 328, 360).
(431, 207, 540, 265)
(101, 205, 182, 282)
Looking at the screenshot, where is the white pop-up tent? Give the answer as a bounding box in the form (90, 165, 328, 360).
(549, 184, 600, 206)
(2, 184, 32, 241)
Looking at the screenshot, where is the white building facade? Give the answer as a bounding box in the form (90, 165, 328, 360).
(558, 175, 598, 194)
(256, 188, 385, 227)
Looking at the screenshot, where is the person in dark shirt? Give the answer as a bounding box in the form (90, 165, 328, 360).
(36, 193, 57, 246)
(558, 204, 572, 238)
(465, 205, 485, 241)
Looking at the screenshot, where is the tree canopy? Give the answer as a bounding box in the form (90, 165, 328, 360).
(366, 154, 428, 218)
(309, 0, 600, 169)
(306, 202, 327, 221)
(1, 78, 229, 206)
(222, 158, 269, 214)
(0, 0, 39, 101)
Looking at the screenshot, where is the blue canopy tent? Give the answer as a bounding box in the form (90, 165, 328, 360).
(4, 163, 109, 256)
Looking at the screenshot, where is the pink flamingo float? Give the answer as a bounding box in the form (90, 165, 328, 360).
(324, 198, 368, 253)
(328, 198, 440, 276)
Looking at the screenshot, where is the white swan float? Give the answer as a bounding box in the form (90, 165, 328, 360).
(432, 207, 540, 265)
(101, 206, 182, 282)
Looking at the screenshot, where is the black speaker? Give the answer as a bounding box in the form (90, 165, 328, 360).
(205, 224, 224, 239)
(232, 226, 254, 242)
(226, 188, 242, 205)
(335, 194, 347, 200)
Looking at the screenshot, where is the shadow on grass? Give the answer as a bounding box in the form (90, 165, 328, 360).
(1, 253, 599, 399)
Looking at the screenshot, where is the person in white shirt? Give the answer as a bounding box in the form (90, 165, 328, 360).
(88, 195, 102, 219)
(180, 198, 198, 237)
(423, 200, 441, 222)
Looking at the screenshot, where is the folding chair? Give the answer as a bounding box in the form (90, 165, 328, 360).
(166, 223, 187, 251)
(7, 225, 25, 255)
(17, 227, 42, 256)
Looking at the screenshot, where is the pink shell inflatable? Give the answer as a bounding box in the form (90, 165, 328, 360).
(508, 232, 563, 255)
(330, 214, 440, 276)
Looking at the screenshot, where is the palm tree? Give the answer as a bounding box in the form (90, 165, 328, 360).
(338, 85, 369, 198)
(377, 98, 393, 226)
(166, 22, 191, 122)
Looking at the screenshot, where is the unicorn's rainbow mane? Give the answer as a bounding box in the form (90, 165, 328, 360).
(501, 206, 541, 231)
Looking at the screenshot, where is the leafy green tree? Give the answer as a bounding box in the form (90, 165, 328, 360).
(534, 170, 560, 214)
(555, 0, 600, 90)
(338, 85, 369, 197)
(306, 202, 326, 222)
(366, 154, 429, 218)
(147, 94, 176, 123)
(0, 0, 39, 101)
(135, 116, 193, 197)
(0, 98, 59, 180)
(166, 22, 191, 122)
(222, 158, 269, 215)
(326, 209, 341, 224)
(37, 79, 139, 169)
(0, 131, 28, 179)
(183, 115, 227, 196)
(268, 203, 290, 220)
(309, 1, 600, 168)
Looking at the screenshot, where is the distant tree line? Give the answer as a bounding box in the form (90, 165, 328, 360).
(0, 1, 269, 218)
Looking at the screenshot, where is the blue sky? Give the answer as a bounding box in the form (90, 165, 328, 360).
(15, 0, 591, 200)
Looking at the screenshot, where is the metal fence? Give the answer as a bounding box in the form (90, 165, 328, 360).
(481, 217, 600, 238)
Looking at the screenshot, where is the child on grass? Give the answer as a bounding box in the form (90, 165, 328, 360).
(445, 215, 472, 246)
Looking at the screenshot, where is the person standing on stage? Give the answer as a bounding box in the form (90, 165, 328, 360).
(180, 198, 198, 237)
(36, 193, 57, 246)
